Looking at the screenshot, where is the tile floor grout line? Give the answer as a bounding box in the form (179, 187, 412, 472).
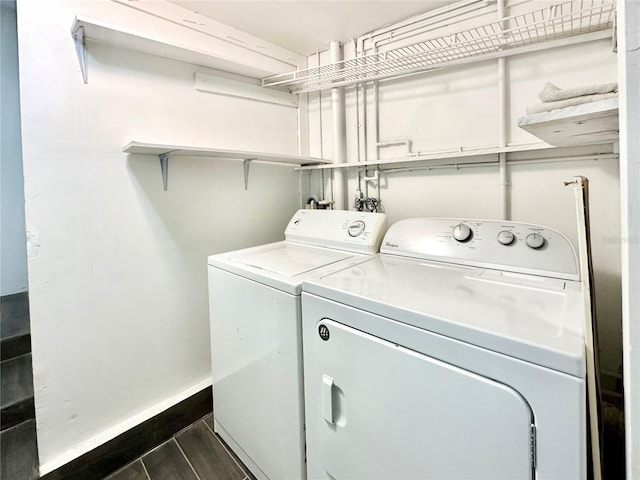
(140, 437, 174, 459)
(202, 418, 252, 478)
(105, 459, 151, 480)
(172, 437, 203, 480)
(0, 351, 32, 364)
(139, 457, 153, 480)
(173, 411, 213, 438)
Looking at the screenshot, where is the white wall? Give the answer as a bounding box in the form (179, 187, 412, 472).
(17, 0, 300, 473)
(618, 1, 640, 477)
(305, 11, 623, 375)
(1, 0, 28, 295)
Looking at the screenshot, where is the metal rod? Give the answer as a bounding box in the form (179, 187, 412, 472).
(330, 40, 347, 210)
(498, 0, 510, 221)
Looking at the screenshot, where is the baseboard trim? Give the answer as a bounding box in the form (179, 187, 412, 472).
(40, 386, 212, 480)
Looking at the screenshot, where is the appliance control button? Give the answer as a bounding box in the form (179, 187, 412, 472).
(497, 230, 515, 245)
(526, 233, 545, 249)
(452, 223, 472, 242)
(348, 220, 366, 237)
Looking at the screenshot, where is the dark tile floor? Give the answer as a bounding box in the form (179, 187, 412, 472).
(104, 414, 255, 480)
(1, 292, 39, 480)
(1, 354, 34, 410)
(1, 292, 31, 362)
(0, 293, 30, 339)
(0, 419, 39, 480)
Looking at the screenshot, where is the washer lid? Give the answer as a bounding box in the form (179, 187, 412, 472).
(209, 241, 366, 295)
(303, 255, 586, 377)
(233, 243, 352, 276)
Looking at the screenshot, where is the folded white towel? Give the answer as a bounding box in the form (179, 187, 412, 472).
(526, 92, 618, 115)
(538, 82, 618, 102)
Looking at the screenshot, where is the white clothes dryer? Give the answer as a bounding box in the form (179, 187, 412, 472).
(302, 218, 586, 480)
(208, 209, 388, 480)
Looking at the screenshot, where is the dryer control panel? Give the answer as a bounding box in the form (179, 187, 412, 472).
(285, 209, 388, 255)
(381, 218, 579, 281)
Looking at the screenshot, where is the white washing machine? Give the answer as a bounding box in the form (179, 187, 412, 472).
(207, 209, 388, 480)
(302, 218, 587, 480)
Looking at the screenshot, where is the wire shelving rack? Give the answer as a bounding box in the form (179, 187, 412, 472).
(262, 0, 616, 93)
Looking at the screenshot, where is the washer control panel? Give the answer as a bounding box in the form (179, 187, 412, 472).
(285, 209, 388, 254)
(381, 218, 579, 280)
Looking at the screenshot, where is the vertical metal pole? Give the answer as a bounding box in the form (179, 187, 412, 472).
(497, 0, 510, 220)
(330, 40, 347, 210)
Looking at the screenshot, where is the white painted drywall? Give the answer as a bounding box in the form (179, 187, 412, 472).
(305, 11, 623, 376)
(1, 0, 28, 295)
(618, 1, 640, 477)
(16, 0, 300, 473)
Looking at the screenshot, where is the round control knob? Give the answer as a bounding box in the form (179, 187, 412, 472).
(347, 220, 366, 237)
(497, 230, 515, 245)
(525, 233, 545, 249)
(452, 223, 472, 242)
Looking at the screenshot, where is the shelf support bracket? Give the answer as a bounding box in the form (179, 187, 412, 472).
(159, 153, 170, 191)
(72, 25, 88, 84)
(243, 158, 256, 190)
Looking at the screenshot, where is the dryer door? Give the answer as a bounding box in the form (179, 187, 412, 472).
(307, 318, 535, 480)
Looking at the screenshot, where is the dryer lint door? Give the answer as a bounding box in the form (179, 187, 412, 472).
(306, 319, 535, 480)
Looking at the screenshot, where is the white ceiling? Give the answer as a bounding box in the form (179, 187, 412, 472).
(168, 1, 457, 56)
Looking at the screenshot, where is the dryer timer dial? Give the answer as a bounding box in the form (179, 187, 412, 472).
(497, 230, 515, 245)
(526, 233, 545, 249)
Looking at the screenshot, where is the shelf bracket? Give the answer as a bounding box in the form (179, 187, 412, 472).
(243, 158, 256, 190)
(159, 153, 170, 191)
(72, 25, 88, 84)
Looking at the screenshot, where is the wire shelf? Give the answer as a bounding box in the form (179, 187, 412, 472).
(262, 0, 615, 93)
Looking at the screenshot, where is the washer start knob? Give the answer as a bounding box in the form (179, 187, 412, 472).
(525, 233, 545, 249)
(452, 223, 472, 242)
(348, 220, 366, 237)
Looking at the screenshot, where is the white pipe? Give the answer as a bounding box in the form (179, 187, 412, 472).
(372, 77, 381, 201)
(315, 52, 331, 202)
(377, 139, 413, 154)
(330, 40, 347, 210)
(354, 37, 367, 201)
(373, 81, 380, 162)
(361, 1, 486, 200)
(357, 0, 492, 206)
(379, 153, 618, 175)
(497, 0, 509, 221)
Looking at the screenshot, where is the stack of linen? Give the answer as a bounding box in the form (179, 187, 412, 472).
(525, 82, 618, 115)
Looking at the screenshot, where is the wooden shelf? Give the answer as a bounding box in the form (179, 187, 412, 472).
(71, 16, 295, 84)
(123, 141, 330, 190)
(517, 97, 619, 147)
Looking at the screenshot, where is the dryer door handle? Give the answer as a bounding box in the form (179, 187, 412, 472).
(322, 375, 335, 424)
